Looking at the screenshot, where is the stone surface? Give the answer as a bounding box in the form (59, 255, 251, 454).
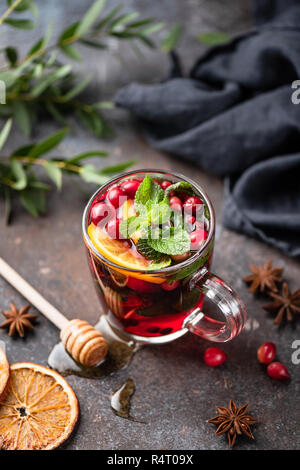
(0, 0, 299, 451)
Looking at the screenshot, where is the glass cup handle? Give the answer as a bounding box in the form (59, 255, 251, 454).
(183, 269, 247, 342)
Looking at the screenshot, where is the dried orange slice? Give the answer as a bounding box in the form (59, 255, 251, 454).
(0, 347, 10, 402)
(88, 223, 165, 284)
(0, 362, 79, 450)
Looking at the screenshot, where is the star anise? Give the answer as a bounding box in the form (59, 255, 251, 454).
(243, 260, 283, 294)
(263, 282, 300, 325)
(0, 302, 38, 338)
(207, 400, 257, 448)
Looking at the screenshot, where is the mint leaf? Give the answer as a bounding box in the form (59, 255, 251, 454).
(136, 238, 164, 262)
(148, 226, 190, 255)
(135, 173, 164, 207)
(204, 204, 210, 220)
(119, 216, 141, 238)
(165, 181, 193, 199)
(148, 198, 171, 225)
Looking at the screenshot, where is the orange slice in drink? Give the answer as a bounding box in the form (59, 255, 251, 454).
(122, 199, 141, 244)
(88, 223, 165, 284)
(0, 362, 79, 450)
(0, 347, 10, 402)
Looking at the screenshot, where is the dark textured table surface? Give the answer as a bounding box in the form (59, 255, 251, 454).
(0, 0, 299, 450)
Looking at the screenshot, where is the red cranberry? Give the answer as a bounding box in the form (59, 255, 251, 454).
(161, 181, 172, 190)
(161, 280, 179, 291)
(106, 218, 121, 239)
(183, 196, 203, 215)
(122, 180, 141, 198)
(171, 252, 190, 263)
(257, 342, 276, 364)
(91, 202, 115, 226)
(126, 277, 161, 294)
(107, 186, 127, 208)
(186, 216, 196, 225)
(169, 196, 183, 212)
(190, 229, 208, 250)
(267, 362, 290, 380)
(204, 347, 227, 367)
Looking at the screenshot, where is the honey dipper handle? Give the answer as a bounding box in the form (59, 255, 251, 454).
(0, 257, 69, 331)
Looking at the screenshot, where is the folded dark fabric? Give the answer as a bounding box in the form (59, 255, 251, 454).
(115, 1, 300, 257)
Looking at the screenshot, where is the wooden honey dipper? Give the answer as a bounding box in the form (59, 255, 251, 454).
(0, 257, 108, 367)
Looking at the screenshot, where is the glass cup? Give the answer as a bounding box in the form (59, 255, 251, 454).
(82, 169, 246, 344)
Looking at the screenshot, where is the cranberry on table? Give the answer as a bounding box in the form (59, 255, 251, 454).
(122, 180, 141, 198)
(107, 186, 127, 208)
(171, 251, 190, 263)
(106, 218, 121, 239)
(183, 196, 203, 215)
(190, 229, 208, 250)
(257, 342, 276, 364)
(204, 347, 227, 367)
(91, 202, 115, 226)
(267, 362, 290, 380)
(161, 181, 172, 190)
(169, 196, 183, 212)
(161, 280, 179, 291)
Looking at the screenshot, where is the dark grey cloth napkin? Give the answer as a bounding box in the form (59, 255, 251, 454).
(115, 1, 300, 257)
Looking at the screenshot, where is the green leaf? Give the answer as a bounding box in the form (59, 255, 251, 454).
(135, 173, 164, 207)
(161, 24, 182, 53)
(148, 226, 190, 255)
(80, 164, 108, 185)
(109, 12, 139, 31)
(29, 128, 68, 158)
(94, 5, 122, 30)
(147, 256, 171, 270)
(140, 22, 164, 35)
(10, 159, 27, 190)
(11, 143, 34, 157)
(45, 101, 68, 126)
(62, 75, 91, 102)
(31, 64, 72, 97)
(99, 160, 136, 174)
(136, 238, 163, 262)
(165, 181, 194, 198)
(28, 25, 52, 56)
(19, 189, 45, 217)
(148, 198, 171, 225)
(5, 47, 18, 65)
(7, 0, 36, 13)
(44, 161, 62, 189)
(93, 101, 114, 109)
(197, 32, 230, 46)
(68, 150, 108, 164)
(4, 18, 35, 29)
(58, 22, 79, 43)
(59, 44, 82, 61)
(13, 100, 31, 137)
(204, 204, 210, 220)
(128, 18, 155, 28)
(120, 216, 144, 239)
(76, 0, 106, 37)
(0, 118, 12, 151)
(78, 38, 106, 49)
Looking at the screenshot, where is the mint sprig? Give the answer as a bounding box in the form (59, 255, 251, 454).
(148, 226, 190, 255)
(120, 173, 191, 263)
(135, 173, 164, 206)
